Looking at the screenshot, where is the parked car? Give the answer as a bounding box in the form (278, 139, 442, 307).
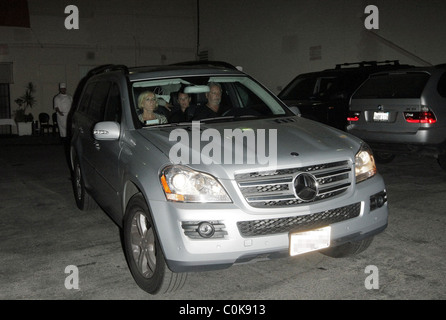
(70, 62, 388, 294)
(347, 65, 446, 169)
(278, 60, 414, 130)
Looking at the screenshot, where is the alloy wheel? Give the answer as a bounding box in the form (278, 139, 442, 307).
(130, 211, 157, 278)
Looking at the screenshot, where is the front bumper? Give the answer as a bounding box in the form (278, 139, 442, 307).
(148, 175, 388, 273)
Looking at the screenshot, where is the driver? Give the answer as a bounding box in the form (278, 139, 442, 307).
(193, 82, 224, 120)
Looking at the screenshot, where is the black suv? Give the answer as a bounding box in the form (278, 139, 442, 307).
(278, 60, 414, 130)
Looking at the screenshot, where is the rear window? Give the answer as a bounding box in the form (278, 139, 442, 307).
(353, 72, 430, 99)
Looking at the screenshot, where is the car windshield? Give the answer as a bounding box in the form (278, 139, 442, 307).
(279, 76, 317, 100)
(132, 75, 291, 127)
(279, 75, 340, 100)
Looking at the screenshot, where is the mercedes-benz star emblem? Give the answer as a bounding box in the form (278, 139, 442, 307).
(294, 173, 319, 201)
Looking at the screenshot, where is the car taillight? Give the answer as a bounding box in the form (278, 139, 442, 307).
(347, 111, 360, 122)
(404, 110, 437, 124)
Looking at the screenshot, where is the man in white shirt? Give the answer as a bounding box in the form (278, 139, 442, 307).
(53, 82, 73, 141)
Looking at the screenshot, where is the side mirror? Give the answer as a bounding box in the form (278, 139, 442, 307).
(93, 121, 120, 141)
(288, 106, 302, 117)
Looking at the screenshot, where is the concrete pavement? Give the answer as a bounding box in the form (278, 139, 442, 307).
(1, 135, 445, 300)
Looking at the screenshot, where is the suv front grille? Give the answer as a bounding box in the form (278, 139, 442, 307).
(235, 161, 352, 208)
(237, 202, 361, 237)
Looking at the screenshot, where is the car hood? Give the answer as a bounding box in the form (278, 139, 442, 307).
(137, 117, 361, 180)
(282, 99, 321, 106)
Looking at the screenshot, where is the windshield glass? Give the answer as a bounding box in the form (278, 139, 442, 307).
(279, 76, 317, 100)
(353, 72, 430, 99)
(279, 72, 373, 101)
(132, 75, 290, 127)
(279, 75, 343, 100)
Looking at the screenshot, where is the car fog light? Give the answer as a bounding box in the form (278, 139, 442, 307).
(377, 196, 385, 207)
(370, 191, 387, 211)
(198, 222, 215, 238)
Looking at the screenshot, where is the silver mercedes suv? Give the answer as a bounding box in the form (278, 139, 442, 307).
(347, 65, 446, 168)
(70, 62, 388, 294)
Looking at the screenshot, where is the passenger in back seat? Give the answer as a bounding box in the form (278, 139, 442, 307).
(169, 86, 196, 122)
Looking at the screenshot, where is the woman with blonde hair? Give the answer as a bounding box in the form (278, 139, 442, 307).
(137, 91, 167, 124)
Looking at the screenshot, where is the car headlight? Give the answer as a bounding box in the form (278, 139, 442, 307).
(355, 143, 377, 183)
(160, 165, 231, 203)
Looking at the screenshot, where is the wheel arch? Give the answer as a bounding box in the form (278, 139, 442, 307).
(121, 180, 142, 226)
(70, 146, 77, 171)
(121, 185, 173, 269)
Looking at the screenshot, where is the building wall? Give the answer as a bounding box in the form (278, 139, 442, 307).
(0, 0, 445, 120)
(0, 0, 197, 119)
(199, 0, 446, 93)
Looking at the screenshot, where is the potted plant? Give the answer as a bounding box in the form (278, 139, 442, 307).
(14, 82, 36, 135)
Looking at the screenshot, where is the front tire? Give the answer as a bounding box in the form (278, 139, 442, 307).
(122, 194, 187, 294)
(438, 153, 446, 171)
(374, 152, 395, 164)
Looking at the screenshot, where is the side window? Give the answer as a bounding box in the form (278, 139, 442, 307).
(78, 82, 95, 114)
(437, 72, 446, 98)
(104, 83, 122, 123)
(87, 81, 111, 121)
(314, 77, 336, 97)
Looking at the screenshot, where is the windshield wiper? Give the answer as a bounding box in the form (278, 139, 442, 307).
(143, 121, 191, 129)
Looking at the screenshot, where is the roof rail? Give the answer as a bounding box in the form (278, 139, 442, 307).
(86, 64, 129, 78)
(170, 60, 238, 70)
(335, 60, 401, 69)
